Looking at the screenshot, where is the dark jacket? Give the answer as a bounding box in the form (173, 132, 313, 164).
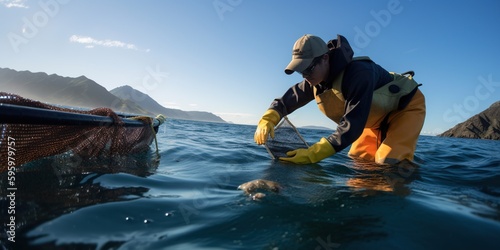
(269, 55, 393, 153)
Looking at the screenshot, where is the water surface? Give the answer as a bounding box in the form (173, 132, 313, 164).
(1, 119, 499, 249)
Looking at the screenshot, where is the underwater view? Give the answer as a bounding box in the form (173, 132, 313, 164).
(1, 118, 500, 249)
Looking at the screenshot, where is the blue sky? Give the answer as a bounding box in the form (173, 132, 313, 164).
(1, 0, 499, 135)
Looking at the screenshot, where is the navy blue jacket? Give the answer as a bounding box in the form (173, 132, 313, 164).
(269, 57, 393, 153)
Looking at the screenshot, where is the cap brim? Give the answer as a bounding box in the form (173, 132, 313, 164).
(284, 58, 313, 75)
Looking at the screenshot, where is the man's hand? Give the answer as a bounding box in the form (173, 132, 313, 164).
(254, 109, 280, 145)
(280, 137, 335, 164)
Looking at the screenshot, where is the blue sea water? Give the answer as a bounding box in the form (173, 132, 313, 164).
(1, 118, 500, 249)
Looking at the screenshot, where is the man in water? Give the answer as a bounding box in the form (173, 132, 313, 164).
(254, 34, 426, 166)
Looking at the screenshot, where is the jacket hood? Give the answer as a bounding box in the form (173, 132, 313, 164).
(323, 35, 354, 87)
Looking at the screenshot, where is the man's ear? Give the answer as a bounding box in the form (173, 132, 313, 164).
(322, 53, 329, 62)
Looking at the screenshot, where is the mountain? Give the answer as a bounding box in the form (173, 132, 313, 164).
(0, 67, 149, 115)
(110, 85, 226, 123)
(300, 125, 334, 131)
(439, 101, 500, 140)
(0, 67, 226, 123)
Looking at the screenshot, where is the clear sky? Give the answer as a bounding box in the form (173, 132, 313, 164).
(1, 0, 500, 135)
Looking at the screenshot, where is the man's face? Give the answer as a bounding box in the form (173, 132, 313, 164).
(302, 55, 329, 86)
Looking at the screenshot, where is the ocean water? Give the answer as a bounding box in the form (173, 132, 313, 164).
(1, 119, 500, 249)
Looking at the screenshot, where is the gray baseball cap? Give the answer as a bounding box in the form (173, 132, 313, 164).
(284, 34, 328, 75)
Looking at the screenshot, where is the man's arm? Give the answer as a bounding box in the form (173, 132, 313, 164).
(268, 79, 315, 117)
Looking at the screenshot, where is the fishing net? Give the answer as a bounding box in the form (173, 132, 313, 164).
(0, 92, 164, 172)
(265, 116, 309, 160)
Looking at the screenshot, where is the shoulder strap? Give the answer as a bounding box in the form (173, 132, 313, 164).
(330, 56, 372, 101)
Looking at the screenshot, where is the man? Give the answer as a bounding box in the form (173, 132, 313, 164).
(254, 34, 426, 165)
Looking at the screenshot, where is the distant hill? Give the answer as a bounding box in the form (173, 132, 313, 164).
(110, 85, 225, 123)
(439, 101, 500, 140)
(0, 67, 149, 115)
(300, 125, 334, 131)
(0, 67, 226, 122)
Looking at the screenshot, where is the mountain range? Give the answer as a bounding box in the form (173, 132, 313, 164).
(0, 67, 225, 123)
(110, 85, 225, 122)
(439, 101, 500, 140)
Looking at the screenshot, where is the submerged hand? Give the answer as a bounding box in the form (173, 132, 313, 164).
(279, 148, 312, 164)
(279, 137, 336, 164)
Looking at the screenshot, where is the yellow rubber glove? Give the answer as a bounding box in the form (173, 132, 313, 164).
(254, 109, 281, 145)
(280, 137, 336, 164)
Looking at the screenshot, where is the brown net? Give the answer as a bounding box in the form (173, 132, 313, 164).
(0, 92, 162, 171)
